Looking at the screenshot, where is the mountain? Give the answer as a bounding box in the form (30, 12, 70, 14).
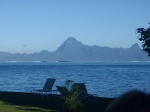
(0, 37, 149, 61)
(54, 37, 90, 60)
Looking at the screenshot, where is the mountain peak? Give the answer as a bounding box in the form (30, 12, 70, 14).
(64, 37, 80, 44)
(55, 37, 83, 52)
(130, 43, 140, 50)
(66, 37, 76, 41)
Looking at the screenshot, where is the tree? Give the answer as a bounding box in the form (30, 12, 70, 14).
(137, 22, 150, 56)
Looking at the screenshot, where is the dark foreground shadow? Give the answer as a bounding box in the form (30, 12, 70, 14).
(0, 91, 114, 112)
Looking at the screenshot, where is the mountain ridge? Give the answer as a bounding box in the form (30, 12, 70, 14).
(0, 37, 149, 61)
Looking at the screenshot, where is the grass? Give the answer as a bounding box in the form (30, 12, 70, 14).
(0, 91, 114, 112)
(0, 100, 54, 112)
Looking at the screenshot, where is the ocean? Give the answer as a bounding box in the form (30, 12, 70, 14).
(0, 61, 150, 98)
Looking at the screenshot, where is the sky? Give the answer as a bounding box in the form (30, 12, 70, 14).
(0, 0, 150, 54)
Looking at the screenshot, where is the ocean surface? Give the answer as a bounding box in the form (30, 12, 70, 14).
(0, 61, 150, 98)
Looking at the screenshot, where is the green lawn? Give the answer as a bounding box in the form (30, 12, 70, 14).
(0, 100, 55, 112)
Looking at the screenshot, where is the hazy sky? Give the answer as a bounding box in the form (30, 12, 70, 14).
(0, 0, 150, 53)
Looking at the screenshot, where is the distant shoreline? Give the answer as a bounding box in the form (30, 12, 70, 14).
(0, 61, 150, 63)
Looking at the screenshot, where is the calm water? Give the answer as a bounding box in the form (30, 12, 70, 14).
(0, 61, 150, 98)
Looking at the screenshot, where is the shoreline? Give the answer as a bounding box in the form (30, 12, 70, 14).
(0, 91, 115, 112)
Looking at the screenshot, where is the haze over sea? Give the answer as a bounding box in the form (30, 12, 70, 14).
(0, 61, 150, 98)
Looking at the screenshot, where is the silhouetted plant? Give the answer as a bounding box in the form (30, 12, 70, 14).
(137, 22, 150, 56)
(63, 80, 83, 112)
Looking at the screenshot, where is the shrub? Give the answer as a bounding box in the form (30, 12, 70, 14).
(63, 80, 83, 112)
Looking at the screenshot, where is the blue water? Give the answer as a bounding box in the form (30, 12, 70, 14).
(0, 61, 150, 98)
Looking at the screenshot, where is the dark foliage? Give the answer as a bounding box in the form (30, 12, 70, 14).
(137, 22, 150, 56)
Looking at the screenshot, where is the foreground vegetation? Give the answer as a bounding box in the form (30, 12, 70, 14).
(0, 91, 114, 112)
(0, 100, 53, 112)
